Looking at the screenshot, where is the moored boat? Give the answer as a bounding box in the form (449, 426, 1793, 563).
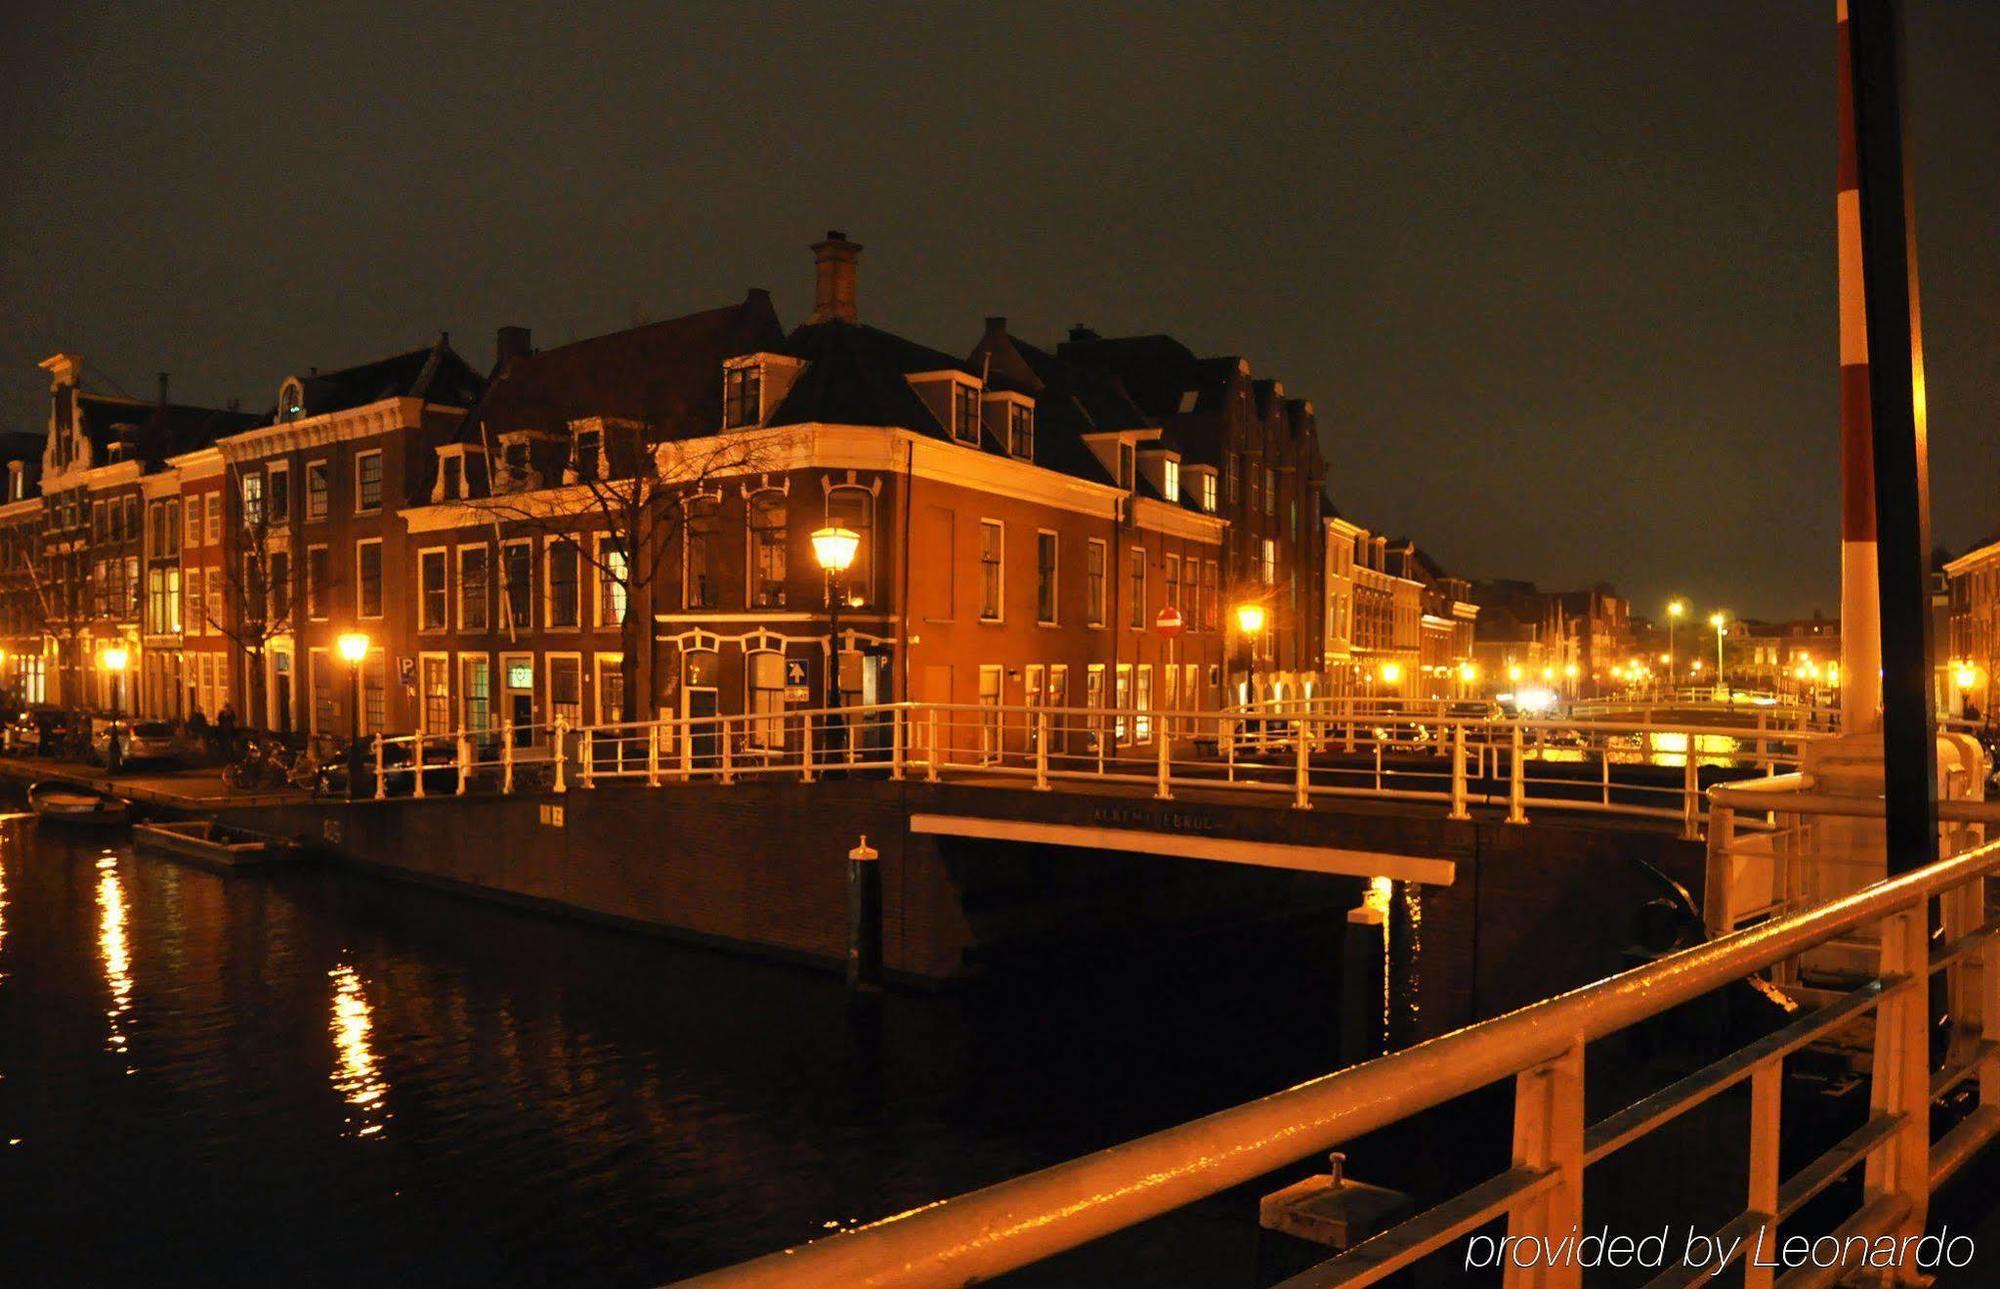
(27, 782, 130, 826)
(133, 818, 288, 870)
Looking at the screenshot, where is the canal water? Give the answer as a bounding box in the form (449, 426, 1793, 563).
(0, 816, 1387, 1286)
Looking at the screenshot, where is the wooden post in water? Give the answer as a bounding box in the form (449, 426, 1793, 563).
(847, 834, 882, 994)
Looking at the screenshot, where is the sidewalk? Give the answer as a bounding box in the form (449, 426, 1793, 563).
(0, 753, 306, 809)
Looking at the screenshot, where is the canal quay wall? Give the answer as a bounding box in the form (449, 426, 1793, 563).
(217, 780, 1702, 1013)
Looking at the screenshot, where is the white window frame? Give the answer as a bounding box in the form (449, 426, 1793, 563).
(185, 494, 203, 548)
(458, 651, 493, 736)
(418, 544, 450, 634)
(544, 536, 582, 632)
(355, 537, 385, 620)
(418, 650, 453, 734)
(305, 543, 329, 621)
(546, 650, 585, 728)
(593, 652, 625, 725)
(1035, 529, 1059, 627)
(978, 518, 1004, 623)
(305, 458, 330, 522)
(354, 449, 385, 515)
(457, 542, 490, 633)
(267, 460, 291, 525)
(594, 533, 628, 630)
(501, 538, 534, 632)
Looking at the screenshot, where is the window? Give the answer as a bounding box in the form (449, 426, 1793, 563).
(1203, 561, 1219, 631)
(1086, 539, 1107, 627)
(357, 539, 383, 618)
(724, 364, 762, 428)
(977, 666, 1003, 760)
(355, 450, 384, 513)
(268, 549, 289, 625)
(747, 651, 785, 749)
(549, 655, 583, 727)
(164, 499, 181, 556)
(1261, 538, 1276, 586)
(186, 496, 203, 547)
(363, 652, 386, 734)
(268, 462, 290, 524)
(1164, 555, 1181, 609)
(597, 537, 628, 627)
(979, 520, 1003, 621)
(92, 499, 106, 542)
(123, 495, 139, 540)
(206, 493, 221, 544)
(1086, 664, 1105, 730)
(596, 654, 625, 723)
(1162, 459, 1180, 504)
(460, 655, 491, 734)
(165, 566, 181, 634)
(146, 567, 166, 634)
(548, 540, 580, 628)
(187, 567, 204, 635)
(420, 549, 448, 631)
(1036, 531, 1058, 625)
(1128, 547, 1146, 629)
(1136, 665, 1154, 743)
(1264, 467, 1276, 516)
(825, 486, 873, 604)
(241, 471, 263, 529)
(684, 496, 721, 609)
(1114, 663, 1132, 743)
(503, 541, 533, 629)
(570, 428, 600, 483)
(952, 383, 981, 444)
(306, 460, 330, 521)
(748, 490, 786, 607)
(310, 651, 334, 735)
(1119, 443, 1136, 490)
(422, 655, 451, 733)
(124, 555, 139, 616)
(1200, 472, 1216, 513)
(306, 544, 330, 620)
(1009, 404, 1034, 460)
(442, 454, 463, 501)
(458, 546, 489, 631)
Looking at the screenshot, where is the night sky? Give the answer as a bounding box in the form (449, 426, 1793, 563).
(3, 1, 1996, 621)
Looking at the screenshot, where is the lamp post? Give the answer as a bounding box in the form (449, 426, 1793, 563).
(811, 526, 861, 754)
(337, 631, 370, 797)
(101, 646, 129, 718)
(1709, 611, 1728, 701)
(1666, 599, 1684, 694)
(1234, 602, 1267, 706)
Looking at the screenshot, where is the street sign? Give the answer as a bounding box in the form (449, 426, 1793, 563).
(786, 658, 813, 687)
(1155, 605, 1185, 636)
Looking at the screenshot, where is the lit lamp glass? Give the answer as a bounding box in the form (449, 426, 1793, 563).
(1956, 663, 1978, 691)
(1709, 611, 1726, 630)
(101, 647, 129, 673)
(1380, 662, 1402, 685)
(337, 631, 371, 664)
(1507, 665, 1523, 683)
(1564, 663, 1579, 680)
(1234, 602, 1266, 636)
(1668, 601, 1685, 620)
(810, 525, 860, 574)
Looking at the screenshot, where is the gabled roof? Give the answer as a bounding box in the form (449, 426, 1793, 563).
(288, 333, 485, 420)
(1054, 333, 1203, 417)
(76, 394, 264, 470)
(472, 292, 784, 443)
(766, 318, 975, 434)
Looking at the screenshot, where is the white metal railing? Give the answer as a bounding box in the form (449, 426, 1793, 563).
(680, 826, 2000, 1288)
(353, 699, 1833, 833)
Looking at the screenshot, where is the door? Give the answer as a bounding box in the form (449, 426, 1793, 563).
(682, 648, 720, 770)
(272, 651, 294, 736)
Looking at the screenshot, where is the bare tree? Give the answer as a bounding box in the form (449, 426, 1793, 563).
(19, 543, 92, 706)
(203, 483, 300, 731)
(475, 422, 788, 723)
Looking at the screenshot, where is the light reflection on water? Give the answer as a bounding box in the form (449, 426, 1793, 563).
(95, 853, 135, 1071)
(329, 963, 390, 1139)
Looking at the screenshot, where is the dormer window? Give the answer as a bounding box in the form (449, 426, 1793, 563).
(1162, 458, 1180, 504)
(494, 431, 548, 494)
(443, 454, 463, 500)
(278, 379, 305, 422)
(952, 383, 981, 445)
(1009, 404, 1034, 461)
(724, 364, 762, 429)
(571, 427, 602, 483)
(1119, 443, 1135, 490)
(1199, 472, 1217, 513)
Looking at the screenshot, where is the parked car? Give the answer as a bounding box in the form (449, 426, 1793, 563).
(314, 735, 464, 798)
(121, 721, 180, 765)
(6, 706, 79, 757)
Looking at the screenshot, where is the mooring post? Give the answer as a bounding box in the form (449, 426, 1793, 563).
(374, 730, 387, 801)
(1506, 723, 1527, 825)
(1449, 724, 1470, 820)
(1035, 711, 1051, 791)
(1156, 721, 1173, 801)
(501, 722, 514, 795)
(1681, 749, 1701, 842)
(552, 716, 568, 794)
(1339, 901, 1386, 1065)
(456, 728, 469, 796)
(847, 834, 882, 993)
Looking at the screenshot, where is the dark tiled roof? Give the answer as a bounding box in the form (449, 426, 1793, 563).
(473, 292, 784, 442)
(1055, 333, 1204, 418)
(291, 334, 485, 419)
(0, 430, 44, 464)
(77, 395, 265, 468)
(998, 336, 1149, 487)
(767, 319, 973, 434)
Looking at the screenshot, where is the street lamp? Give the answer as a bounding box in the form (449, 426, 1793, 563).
(337, 631, 370, 796)
(811, 526, 861, 747)
(1709, 611, 1727, 699)
(1234, 602, 1267, 705)
(1666, 600, 1685, 691)
(101, 647, 129, 718)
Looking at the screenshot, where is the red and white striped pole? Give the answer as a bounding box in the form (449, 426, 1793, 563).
(1837, 0, 1882, 731)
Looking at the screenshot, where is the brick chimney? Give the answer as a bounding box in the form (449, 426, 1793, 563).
(496, 325, 532, 368)
(808, 231, 862, 324)
(1067, 324, 1101, 343)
